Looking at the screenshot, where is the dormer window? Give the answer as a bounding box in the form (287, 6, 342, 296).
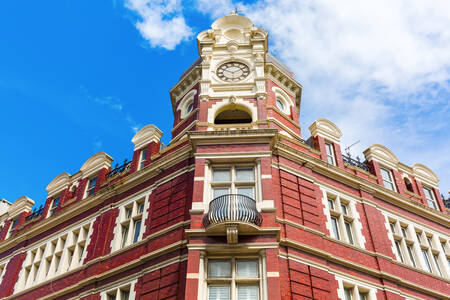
(380, 167, 395, 191)
(49, 196, 60, 217)
(325, 142, 336, 165)
(214, 108, 252, 125)
(139, 149, 147, 170)
(423, 186, 437, 209)
(7, 218, 18, 238)
(85, 176, 97, 198)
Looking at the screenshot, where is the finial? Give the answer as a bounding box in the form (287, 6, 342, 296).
(230, 6, 240, 15)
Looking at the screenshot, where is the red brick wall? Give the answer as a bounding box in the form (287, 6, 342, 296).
(280, 257, 339, 300)
(0, 219, 11, 241)
(143, 171, 193, 237)
(0, 252, 26, 298)
(84, 208, 119, 263)
(135, 261, 187, 299)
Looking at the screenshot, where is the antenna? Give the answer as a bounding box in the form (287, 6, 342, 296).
(344, 140, 360, 156)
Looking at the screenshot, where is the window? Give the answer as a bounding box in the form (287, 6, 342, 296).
(276, 97, 285, 111)
(113, 197, 147, 251)
(423, 186, 437, 209)
(380, 167, 395, 191)
(139, 149, 147, 170)
(422, 250, 432, 273)
(388, 220, 415, 266)
(338, 280, 375, 300)
(186, 102, 194, 114)
(17, 222, 92, 291)
(387, 216, 449, 278)
(85, 176, 97, 197)
(207, 258, 262, 300)
(49, 195, 60, 217)
(211, 166, 255, 200)
(325, 195, 361, 246)
(325, 142, 336, 165)
(7, 218, 19, 239)
(102, 281, 136, 300)
(403, 177, 413, 193)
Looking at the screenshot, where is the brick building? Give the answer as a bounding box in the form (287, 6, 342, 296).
(0, 13, 449, 300)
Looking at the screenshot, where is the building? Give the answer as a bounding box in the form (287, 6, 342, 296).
(0, 13, 449, 300)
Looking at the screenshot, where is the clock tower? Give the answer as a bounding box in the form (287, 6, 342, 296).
(169, 12, 303, 141)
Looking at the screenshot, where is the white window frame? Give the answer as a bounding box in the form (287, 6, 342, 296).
(380, 167, 396, 191)
(84, 176, 98, 198)
(100, 279, 137, 300)
(139, 148, 148, 170)
(6, 218, 19, 239)
(337, 277, 377, 300)
(385, 214, 450, 278)
(422, 186, 438, 209)
(15, 219, 94, 292)
(325, 142, 336, 166)
(111, 193, 150, 252)
(201, 255, 266, 300)
(47, 195, 61, 218)
(321, 189, 365, 248)
(205, 162, 262, 212)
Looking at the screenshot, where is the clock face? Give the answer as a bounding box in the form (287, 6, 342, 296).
(217, 62, 250, 82)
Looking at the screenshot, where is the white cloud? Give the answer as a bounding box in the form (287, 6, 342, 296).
(197, 0, 450, 191)
(123, 0, 450, 190)
(125, 0, 193, 50)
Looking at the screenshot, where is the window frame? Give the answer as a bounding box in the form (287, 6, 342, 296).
(207, 163, 260, 212)
(379, 167, 396, 191)
(16, 220, 94, 291)
(84, 176, 98, 198)
(422, 186, 438, 209)
(111, 194, 150, 252)
(204, 255, 264, 300)
(48, 195, 61, 217)
(386, 216, 449, 278)
(324, 193, 362, 247)
(139, 148, 148, 170)
(325, 142, 336, 166)
(101, 280, 137, 300)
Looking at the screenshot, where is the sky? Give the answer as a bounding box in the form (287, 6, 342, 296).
(0, 0, 449, 210)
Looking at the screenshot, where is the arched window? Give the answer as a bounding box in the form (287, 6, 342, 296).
(276, 97, 285, 111)
(186, 102, 193, 114)
(404, 177, 414, 193)
(214, 106, 252, 124)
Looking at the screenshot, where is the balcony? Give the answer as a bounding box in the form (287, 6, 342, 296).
(202, 194, 262, 243)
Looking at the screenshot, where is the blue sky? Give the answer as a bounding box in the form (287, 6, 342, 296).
(1, 0, 449, 210)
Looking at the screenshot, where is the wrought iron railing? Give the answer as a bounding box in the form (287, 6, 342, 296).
(202, 194, 263, 227)
(25, 205, 44, 222)
(106, 159, 131, 179)
(342, 154, 370, 172)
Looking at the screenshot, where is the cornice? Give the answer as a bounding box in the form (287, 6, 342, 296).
(274, 142, 450, 225)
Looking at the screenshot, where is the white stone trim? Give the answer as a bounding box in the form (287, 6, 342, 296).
(335, 274, 377, 300)
(110, 191, 152, 253)
(178, 89, 197, 119)
(207, 97, 257, 124)
(319, 185, 367, 249)
(100, 278, 138, 300)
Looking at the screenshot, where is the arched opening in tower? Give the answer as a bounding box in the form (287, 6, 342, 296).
(214, 109, 252, 124)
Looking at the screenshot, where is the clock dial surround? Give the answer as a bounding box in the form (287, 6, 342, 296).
(216, 62, 250, 82)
